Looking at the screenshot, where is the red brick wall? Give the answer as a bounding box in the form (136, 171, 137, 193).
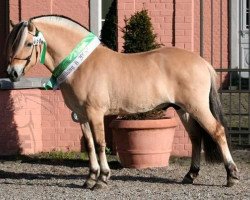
(0, 90, 83, 155)
(40, 90, 82, 152)
(117, 0, 174, 51)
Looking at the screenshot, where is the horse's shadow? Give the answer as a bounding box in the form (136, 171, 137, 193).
(0, 158, 223, 188)
(0, 170, 181, 189)
(0, 169, 223, 188)
(0, 156, 123, 169)
(111, 175, 180, 184)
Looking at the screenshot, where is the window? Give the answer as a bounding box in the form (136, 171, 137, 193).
(246, 0, 249, 29)
(102, 0, 113, 26)
(90, 0, 114, 36)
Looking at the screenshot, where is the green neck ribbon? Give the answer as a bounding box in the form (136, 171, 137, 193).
(44, 32, 99, 90)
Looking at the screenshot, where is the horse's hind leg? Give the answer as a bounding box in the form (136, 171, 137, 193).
(177, 109, 202, 184)
(187, 105, 239, 186)
(80, 122, 100, 189)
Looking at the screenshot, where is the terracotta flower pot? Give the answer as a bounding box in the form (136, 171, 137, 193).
(110, 118, 177, 169)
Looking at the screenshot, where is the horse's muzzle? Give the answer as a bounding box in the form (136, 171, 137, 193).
(7, 67, 21, 82)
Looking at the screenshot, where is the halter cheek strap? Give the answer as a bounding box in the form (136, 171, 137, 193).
(33, 31, 47, 64)
(11, 30, 47, 66)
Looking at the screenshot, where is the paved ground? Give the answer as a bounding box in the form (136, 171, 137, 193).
(0, 150, 249, 200)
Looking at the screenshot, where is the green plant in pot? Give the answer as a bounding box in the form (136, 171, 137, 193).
(110, 9, 177, 169)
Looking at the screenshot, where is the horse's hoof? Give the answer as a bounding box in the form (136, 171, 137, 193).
(182, 174, 194, 184)
(83, 178, 97, 189)
(92, 180, 108, 190)
(226, 177, 239, 187)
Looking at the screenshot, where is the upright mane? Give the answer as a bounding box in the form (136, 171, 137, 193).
(30, 15, 90, 35)
(30, 15, 89, 31)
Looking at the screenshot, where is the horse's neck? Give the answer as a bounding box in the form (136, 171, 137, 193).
(33, 21, 89, 72)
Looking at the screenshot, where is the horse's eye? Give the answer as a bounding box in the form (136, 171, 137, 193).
(26, 42, 33, 47)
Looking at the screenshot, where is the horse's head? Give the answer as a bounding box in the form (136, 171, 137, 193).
(6, 21, 45, 82)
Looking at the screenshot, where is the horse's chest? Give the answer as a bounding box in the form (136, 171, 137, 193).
(60, 87, 84, 114)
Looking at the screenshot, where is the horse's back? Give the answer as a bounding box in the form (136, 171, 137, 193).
(116, 47, 213, 91)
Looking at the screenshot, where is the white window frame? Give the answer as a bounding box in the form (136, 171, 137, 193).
(230, 0, 239, 69)
(90, 0, 102, 37)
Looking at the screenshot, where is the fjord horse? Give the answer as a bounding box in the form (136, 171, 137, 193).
(5, 15, 239, 189)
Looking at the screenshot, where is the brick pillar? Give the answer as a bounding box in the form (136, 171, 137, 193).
(174, 0, 194, 51)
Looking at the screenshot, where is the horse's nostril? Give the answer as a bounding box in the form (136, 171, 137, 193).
(10, 70, 18, 79)
(13, 71, 18, 78)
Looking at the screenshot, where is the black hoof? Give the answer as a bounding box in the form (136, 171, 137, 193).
(182, 174, 194, 184)
(83, 178, 97, 189)
(227, 174, 240, 187)
(225, 163, 240, 187)
(92, 180, 108, 190)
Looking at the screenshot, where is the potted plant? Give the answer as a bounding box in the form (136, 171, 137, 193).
(110, 9, 177, 169)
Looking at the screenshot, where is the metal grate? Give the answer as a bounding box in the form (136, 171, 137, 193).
(217, 68, 250, 147)
(200, 0, 250, 148)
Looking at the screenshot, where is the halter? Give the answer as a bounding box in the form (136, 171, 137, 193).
(11, 26, 47, 69)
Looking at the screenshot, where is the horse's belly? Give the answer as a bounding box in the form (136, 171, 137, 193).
(108, 89, 171, 115)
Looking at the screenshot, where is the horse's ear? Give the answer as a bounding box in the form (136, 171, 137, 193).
(9, 20, 16, 31)
(28, 22, 35, 32)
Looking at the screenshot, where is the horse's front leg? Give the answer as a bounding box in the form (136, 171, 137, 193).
(87, 107, 111, 189)
(80, 122, 100, 189)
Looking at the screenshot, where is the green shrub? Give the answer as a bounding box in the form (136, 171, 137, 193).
(122, 9, 162, 53)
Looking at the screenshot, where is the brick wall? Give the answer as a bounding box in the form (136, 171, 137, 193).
(117, 0, 174, 51)
(0, 90, 83, 155)
(40, 90, 82, 152)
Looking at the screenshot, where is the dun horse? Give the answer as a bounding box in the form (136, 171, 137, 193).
(5, 15, 239, 189)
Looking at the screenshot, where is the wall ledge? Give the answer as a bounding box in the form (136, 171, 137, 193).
(0, 77, 49, 90)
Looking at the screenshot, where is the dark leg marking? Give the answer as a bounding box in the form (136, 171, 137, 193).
(182, 165, 200, 184)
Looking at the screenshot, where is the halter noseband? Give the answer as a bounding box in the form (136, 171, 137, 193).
(11, 25, 46, 70)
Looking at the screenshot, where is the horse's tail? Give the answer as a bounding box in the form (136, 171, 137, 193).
(202, 64, 228, 163)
